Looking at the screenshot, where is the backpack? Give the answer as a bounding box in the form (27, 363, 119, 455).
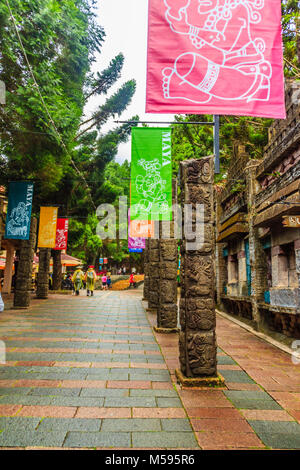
(87, 271, 94, 279)
(76, 271, 82, 280)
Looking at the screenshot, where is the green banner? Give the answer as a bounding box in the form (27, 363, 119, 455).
(130, 127, 172, 221)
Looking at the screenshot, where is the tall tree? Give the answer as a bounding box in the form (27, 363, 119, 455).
(0, 0, 104, 200)
(0, 0, 138, 267)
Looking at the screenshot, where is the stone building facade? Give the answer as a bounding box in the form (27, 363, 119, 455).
(216, 82, 300, 339)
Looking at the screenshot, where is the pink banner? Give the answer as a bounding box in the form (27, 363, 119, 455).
(146, 0, 285, 119)
(54, 218, 69, 250)
(128, 211, 145, 250)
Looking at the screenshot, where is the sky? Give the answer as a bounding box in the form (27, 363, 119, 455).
(86, 0, 175, 163)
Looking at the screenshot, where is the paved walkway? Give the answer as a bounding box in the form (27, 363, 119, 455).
(0, 290, 299, 449)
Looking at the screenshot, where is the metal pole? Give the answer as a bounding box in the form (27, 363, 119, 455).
(213, 115, 220, 174)
(114, 120, 215, 126)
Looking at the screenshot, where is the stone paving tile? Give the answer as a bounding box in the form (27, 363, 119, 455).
(2, 291, 300, 450)
(107, 381, 152, 389)
(240, 409, 295, 421)
(0, 395, 53, 406)
(60, 380, 106, 389)
(50, 397, 104, 407)
(225, 398, 282, 410)
(13, 380, 61, 388)
(18, 406, 77, 418)
(0, 387, 32, 396)
(249, 420, 300, 449)
(191, 418, 253, 432)
(288, 410, 300, 422)
(224, 390, 275, 401)
(226, 383, 262, 391)
(185, 408, 243, 419)
(217, 355, 237, 365)
(28, 387, 81, 397)
(219, 370, 255, 384)
(37, 418, 101, 432)
(132, 431, 199, 449)
(101, 418, 161, 432)
(130, 389, 178, 398)
(156, 397, 182, 408)
(152, 382, 174, 390)
(80, 388, 129, 398)
(0, 405, 22, 416)
(132, 408, 186, 418)
(104, 397, 156, 408)
(64, 431, 132, 448)
(195, 431, 265, 449)
(75, 407, 132, 419)
(0, 430, 67, 447)
(160, 419, 193, 432)
(0, 417, 41, 432)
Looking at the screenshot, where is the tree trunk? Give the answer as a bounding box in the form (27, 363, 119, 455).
(52, 249, 62, 291)
(36, 248, 51, 299)
(14, 217, 37, 308)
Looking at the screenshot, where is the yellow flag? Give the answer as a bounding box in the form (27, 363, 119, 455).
(38, 207, 58, 248)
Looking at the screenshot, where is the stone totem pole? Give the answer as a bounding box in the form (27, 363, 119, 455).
(36, 248, 51, 299)
(147, 235, 160, 312)
(143, 238, 150, 301)
(177, 157, 224, 386)
(14, 217, 37, 308)
(155, 180, 179, 332)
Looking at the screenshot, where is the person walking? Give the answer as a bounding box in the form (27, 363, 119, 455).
(85, 266, 97, 296)
(129, 273, 135, 288)
(106, 274, 111, 289)
(72, 267, 84, 296)
(101, 273, 107, 290)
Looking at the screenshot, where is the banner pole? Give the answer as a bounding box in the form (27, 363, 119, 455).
(213, 115, 220, 174)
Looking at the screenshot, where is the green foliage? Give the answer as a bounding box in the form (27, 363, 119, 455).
(0, 0, 104, 197)
(281, 0, 300, 76)
(0, 0, 138, 265)
(68, 213, 102, 265)
(171, 115, 271, 182)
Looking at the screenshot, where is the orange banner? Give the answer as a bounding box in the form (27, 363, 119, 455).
(38, 207, 58, 248)
(129, 219, 155, 238)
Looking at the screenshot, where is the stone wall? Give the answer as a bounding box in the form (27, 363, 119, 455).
(215, 82, 300, 338)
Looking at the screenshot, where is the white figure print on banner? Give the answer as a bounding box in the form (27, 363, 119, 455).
(6, 202, 30, 238)
(163, 0, 272, 105)
(135, 158, 169, 215)
(56, 230, 66, 249)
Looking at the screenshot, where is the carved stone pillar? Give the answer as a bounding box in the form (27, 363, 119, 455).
(3, 243, 15, 294)
(147, 237, 160, 312)
(245, 160, 266, 331)
(14, 217, 37, 308)
(142, 238, 150, 301)
(156, 238, 178, 331)
(36, 248, 51, 299)
(295, 245, 300, 314)
(176, 157, 223, 386)
(52, 249, 62, 291)
(156, 179, 178, 332)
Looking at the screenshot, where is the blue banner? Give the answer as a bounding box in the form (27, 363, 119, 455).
(5, 182, 34, 240)
(129, 248, 143, 253)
